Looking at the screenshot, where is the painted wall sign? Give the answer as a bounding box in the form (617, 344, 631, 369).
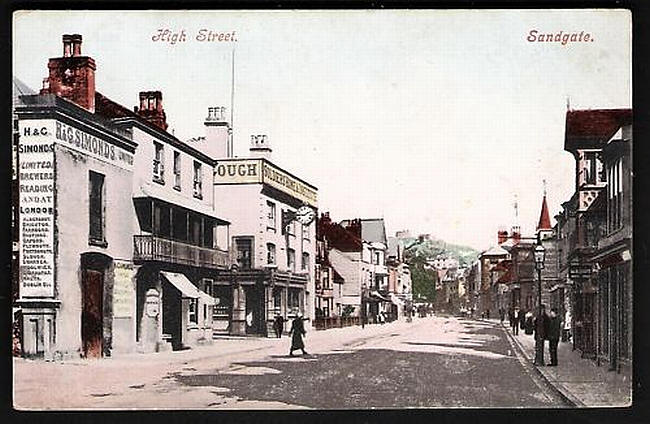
(214, 159, 262, 184)
(18, 120, 55, 298)
(54, 120, 134, 169)
(145, 288, 160, 318)
(262, 162, 317, 207)
(214, 158, 318, 207)
(113, 261, 135, 318)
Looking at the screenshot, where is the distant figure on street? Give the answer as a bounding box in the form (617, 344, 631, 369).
(379, 311, 386, 324)
(534, 305, 550, 365)
(288, 315, 308, 356)
(499, 308, 505, 323)
(507, 307, 513, 327)
(273, 315, 285, 338)
(512, 307, 520, 335)
(547, 308, 561, 366)
(524, 310, 534, 335)
(486, 309, 490, 320)
(562, 309, 572, 342)
(520, 308, 527, 330)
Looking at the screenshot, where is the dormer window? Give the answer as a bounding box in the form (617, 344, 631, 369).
(153, 142, 164, 183)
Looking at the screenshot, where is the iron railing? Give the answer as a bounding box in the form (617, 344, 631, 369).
(133, 235, 229, 268)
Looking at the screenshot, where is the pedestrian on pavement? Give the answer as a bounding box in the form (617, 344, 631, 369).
(547, 308, 561, 366)
(520, 308, 527, 330)
(534, 305, 550, 364)
(273, 315, 285, 338)
(499, 308, 505, 323)
(486, 309, 490, 320)
(288, 315, 308, 356)
(524, 310, 534, 335)
(512, 307, 520, 335)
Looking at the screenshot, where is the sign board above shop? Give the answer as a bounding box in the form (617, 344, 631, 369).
(214, 159, 318, 207)
(569, 264, 592, 280)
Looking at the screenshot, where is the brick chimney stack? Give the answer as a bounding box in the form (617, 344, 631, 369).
(497, 230, 509, 245)
(40, 34, 96, 112)
(137, 91, 168, 131)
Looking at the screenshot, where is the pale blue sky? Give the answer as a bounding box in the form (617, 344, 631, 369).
(13, 10, 631, 251)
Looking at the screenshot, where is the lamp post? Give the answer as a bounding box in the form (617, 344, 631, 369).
(533, 238, 546, 366)
(361, 282, 367, 329)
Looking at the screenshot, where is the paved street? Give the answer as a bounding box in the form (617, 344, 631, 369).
(14, 316, 569, 409)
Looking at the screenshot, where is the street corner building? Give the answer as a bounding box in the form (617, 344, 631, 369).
(209, 135, 318, 337)
(12, 34, 318, 360)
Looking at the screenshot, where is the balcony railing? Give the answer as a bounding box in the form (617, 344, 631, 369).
(133, 235, 229, 269)
(315, 287, 334, 298)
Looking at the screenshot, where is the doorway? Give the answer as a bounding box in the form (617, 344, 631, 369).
(82, 268, 104, 358)
(245, 283, 266, 335)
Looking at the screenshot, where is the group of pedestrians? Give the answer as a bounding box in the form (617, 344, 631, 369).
(503, 305, 562, 366)
(273, 314, 309, 356)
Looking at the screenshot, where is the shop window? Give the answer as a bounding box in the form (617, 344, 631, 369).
(173, 151, 181, 190)
(287, 248, 296, 272)
(193, 161, 202, 199)
(267, 243, 276, 265)
(89, 171, 106, 246)
(189, 299, 198, 324)
(153, 142, 165, 183)
(288, 289, 300, 315)
(302, 252, 309, 271)
(267, 201, 276, 231)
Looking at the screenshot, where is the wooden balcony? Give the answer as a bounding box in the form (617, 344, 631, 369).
(133, 235, 229, 269)
(315, 286, 334, 298)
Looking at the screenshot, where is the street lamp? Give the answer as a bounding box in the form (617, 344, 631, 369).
(533, 239, 546, 366)
(361, 282, 367, 329)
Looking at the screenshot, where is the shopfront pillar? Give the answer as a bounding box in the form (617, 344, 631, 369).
(230, 283, 246, 336)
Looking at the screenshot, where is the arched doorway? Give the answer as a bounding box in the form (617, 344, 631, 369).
(80, 252, 112, 358)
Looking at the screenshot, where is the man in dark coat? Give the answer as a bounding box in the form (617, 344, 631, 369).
(534, 305, 550, 364)
(511, 307, 520, 335)
(273, 315, 285, 338)
(289, 315, 308, 356)
(547, 308, 562, 366)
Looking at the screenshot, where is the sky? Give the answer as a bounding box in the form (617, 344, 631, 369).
(13, 10, 631, 251)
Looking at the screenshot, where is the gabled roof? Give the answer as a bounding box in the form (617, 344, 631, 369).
(537, 195, 552, 231)
(13, 77, 36, 108)
(564, 109, 632, 152)
(481, 245, 509, 258)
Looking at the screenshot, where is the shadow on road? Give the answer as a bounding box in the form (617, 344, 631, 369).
(175, 345, 559, 408)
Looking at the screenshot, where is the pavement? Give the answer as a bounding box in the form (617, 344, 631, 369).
(14, 316, 570, 409)
(500, 319, 632, 407)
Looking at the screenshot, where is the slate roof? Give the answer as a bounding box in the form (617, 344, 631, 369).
(13, 77, 36, 109)
(564, 109, 632, 152)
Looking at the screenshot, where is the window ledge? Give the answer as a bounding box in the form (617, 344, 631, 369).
(267, 227, 276, 232)
(173, 185, 181, 192)
(153, 177, 165, 185)
(193, 193, 203, 200)
(89, 238, 108, 248)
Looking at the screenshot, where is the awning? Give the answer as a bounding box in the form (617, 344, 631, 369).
(161, 271, 200, 298)
(161, 271, 218, 305)
(134, 182, 229, 225)
(369, 290, 391, 302)
(199, 291, 217, 306)
(390, 293, 404, 307)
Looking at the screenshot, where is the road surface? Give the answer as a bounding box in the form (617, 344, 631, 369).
(13, 316, 568, 409)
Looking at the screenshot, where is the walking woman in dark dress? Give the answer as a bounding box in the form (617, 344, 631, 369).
(289, 315, 308, 356)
